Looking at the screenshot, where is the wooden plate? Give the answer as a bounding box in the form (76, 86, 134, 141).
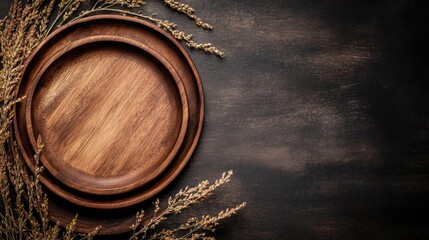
(13, 15, 204, 234)
(25, 36, 189, 195)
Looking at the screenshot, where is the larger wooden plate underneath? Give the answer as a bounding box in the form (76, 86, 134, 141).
(13, 15, 204, 234)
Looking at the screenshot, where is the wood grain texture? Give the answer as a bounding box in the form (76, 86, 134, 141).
(25, 37, 189, 195)
(2, 0, 429, 239)
(37, 44, 182, 177)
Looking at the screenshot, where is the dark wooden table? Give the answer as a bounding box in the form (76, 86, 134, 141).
(1, 1, 429, 239)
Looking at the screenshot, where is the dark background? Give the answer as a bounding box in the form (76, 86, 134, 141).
(1, 0, 429, 239)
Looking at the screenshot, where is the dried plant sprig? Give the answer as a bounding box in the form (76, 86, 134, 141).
(48, 0, 84, 33)
(62, 214, 78, 240)
(71, 2, 224, 57)
(129, 171, 246, 240)
(163, 0, 213, 30)
(151, 16, 224, 57)
(0, 138, 100, 240)
(149, 202, 247, 240)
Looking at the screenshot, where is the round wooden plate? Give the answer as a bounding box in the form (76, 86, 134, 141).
(13, 15, 204, 234)
(25, 36, 189, 195)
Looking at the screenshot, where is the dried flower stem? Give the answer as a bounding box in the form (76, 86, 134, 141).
(130, 171, 246, 240)
(163, 0, 213, 30)
(71, 4, 224, 57)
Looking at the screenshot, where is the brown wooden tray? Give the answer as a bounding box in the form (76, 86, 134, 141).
(25, 35, 189, 195)
(13, 15, 204, 234)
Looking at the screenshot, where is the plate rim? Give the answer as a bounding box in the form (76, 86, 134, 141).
(12, 14, 205, 212)
(24, 35, 190, 195)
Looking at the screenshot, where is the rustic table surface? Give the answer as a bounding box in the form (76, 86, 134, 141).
(1, 1, 429, 239)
